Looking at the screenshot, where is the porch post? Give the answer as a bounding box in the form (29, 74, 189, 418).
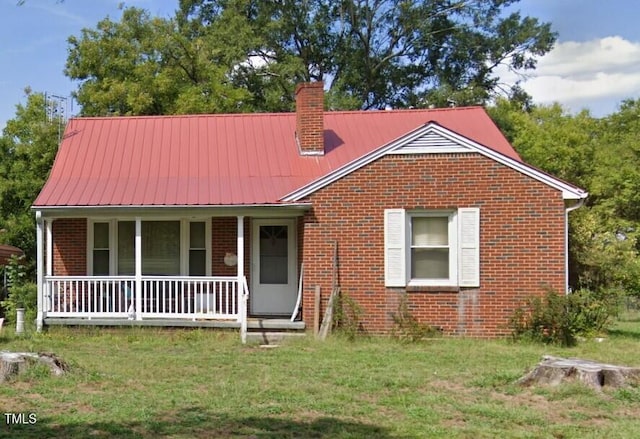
(35, 211, 44, 332)
(45, 220, 52, 277)
(237, 215, 245, 314)
(135, 217, 142, 320)
(237, 215, 247, 343)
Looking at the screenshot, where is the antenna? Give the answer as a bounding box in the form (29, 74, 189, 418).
(44, 92, 72, 142)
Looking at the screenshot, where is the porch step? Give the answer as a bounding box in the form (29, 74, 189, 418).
(245, 318, 306, 345)
(247, 318, 305, 331)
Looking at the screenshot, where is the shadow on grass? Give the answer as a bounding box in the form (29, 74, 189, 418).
(0, 407, 393, 439)
(607, 328, 640, 340)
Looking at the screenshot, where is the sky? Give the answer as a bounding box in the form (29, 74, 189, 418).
(0, 0, 639, 131)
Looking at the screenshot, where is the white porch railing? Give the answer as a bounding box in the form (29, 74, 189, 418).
(44, 276, 245, 321)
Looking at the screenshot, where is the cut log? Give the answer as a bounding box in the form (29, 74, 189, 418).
(0, 351, 69, 382)
(518, 355, 640, 390)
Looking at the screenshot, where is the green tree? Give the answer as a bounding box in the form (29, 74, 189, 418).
(66, 7, 252, 116)
(66, 0, 556, 115)
(490, 99, 640, 296)
(591, 99, 640, 225)
(489, 99, 597, 189)
(0, 91, 61, 277)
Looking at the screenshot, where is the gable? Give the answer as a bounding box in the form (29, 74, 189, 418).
(281, 123, 588, 202)
(393, 130, 471, 155)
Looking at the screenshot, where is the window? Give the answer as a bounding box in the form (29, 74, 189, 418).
(88, 219, 210, 276)
(140, 221, 180, 275)
(411, 215, 452, 281)
(92, 222, 110, 275)
(189, 222, 206, 276)
(384, 208, 479, 288)
(118, 221, 135, 275)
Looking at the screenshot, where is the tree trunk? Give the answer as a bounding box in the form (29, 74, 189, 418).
(0, 354, 26, 382)
(518, 355, 640, 390)
(0, 352, 68, 382)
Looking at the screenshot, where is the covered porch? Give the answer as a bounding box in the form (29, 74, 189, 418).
(34, 208, 308, 340)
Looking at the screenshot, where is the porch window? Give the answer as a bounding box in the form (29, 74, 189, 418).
(88, 219, 210, 276)
(92, 222, 110, 276)
(189, 222, 206, 276)
(142, 221, 180, 275)
(118, 221, 134, 275)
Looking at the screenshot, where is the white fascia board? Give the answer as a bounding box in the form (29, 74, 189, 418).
(282, 122, 588, 202)
(34, 203, 312, 219)
(433, 126, 588, 200)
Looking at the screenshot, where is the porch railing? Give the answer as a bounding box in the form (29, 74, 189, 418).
(44, 276, 244, 321)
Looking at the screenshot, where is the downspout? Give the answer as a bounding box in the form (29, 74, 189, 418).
(565, 197, 586, 294)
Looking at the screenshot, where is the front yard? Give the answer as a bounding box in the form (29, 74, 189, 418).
(1, 317, 640, 438)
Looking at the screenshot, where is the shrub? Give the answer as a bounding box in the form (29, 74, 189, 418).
(332, 290, 365, 340)
(509, 289, 619, 346)
(391, 294, 440, 342)
(569, 288, 619, 336)
(0, 254, 37, 327)
(1, 282, 37, 327)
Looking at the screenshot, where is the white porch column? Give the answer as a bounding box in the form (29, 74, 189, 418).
(35, 212, 44, 332)
(45, 220, 52, 277)
(237, 215, 247, 343)
(135, 217, 142, 320)
(237, 215, 245, 315)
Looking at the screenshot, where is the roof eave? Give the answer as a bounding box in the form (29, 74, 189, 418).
(32, 202, 312, 219)
(282, 122, 588, 202)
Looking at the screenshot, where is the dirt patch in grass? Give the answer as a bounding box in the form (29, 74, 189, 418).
(432, 377, 623, 429)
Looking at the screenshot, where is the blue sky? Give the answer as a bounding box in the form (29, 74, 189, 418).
(1, 0, 639, 131)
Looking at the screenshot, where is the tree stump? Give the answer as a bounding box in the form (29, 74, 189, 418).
(518, 355, 640, 391)
(0, 352, 69, 382)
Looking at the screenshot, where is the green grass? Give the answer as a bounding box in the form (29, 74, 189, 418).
(0, 319, 639, 438)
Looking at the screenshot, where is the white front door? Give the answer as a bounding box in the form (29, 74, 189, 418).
(251, 219, 297, 315)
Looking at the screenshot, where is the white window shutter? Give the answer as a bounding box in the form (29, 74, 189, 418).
(458, 208, 480, 287)
(384, 209, 406, 287)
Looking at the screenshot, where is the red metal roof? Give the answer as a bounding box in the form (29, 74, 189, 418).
(34, 107, 520, 207)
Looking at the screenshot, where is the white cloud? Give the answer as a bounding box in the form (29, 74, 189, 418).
(497, 36, 640, 116)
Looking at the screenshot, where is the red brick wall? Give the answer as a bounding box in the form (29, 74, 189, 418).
(211, 217, 250, 279)
(300, 153, 566, 337)
(52, 218, 87, 276)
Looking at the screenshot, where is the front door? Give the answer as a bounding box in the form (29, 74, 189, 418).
(251, 219, 297, 315)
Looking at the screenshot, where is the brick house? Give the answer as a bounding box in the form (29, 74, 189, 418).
(32, 82, 587, 338)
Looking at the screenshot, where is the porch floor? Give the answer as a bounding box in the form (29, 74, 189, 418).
(43, 317, 306, 331)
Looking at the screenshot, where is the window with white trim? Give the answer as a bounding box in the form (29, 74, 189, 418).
(410, 213, 456, 283)
(384, 208, 480, 288)
(88, 219, 210, 276)
(189, 221, 207, 276)
(91, 222, 110, 276)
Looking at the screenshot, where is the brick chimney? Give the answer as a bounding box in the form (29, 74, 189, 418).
(295, 82, 324, 156)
